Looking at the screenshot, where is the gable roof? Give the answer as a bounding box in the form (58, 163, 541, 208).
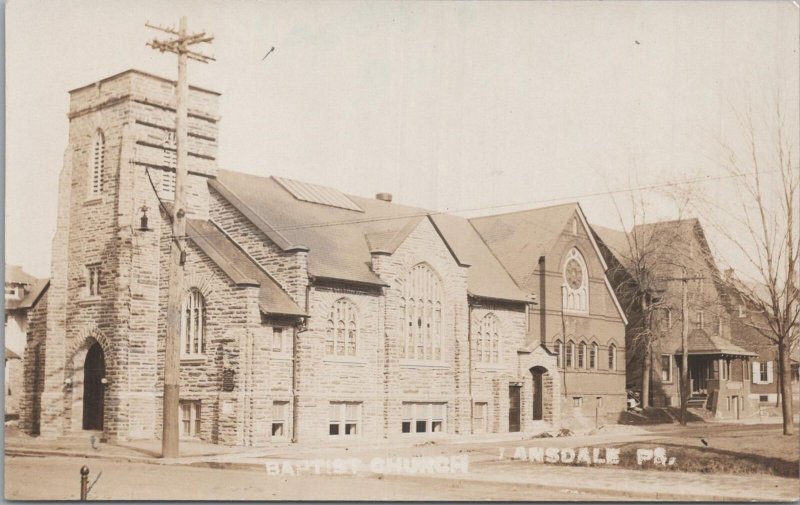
(470, 203, 628, 324)
(5, 265, 49, 311)
(186, 219, 306, 317)
(669, 330, 757, 357)
(211, 170, 532, 303)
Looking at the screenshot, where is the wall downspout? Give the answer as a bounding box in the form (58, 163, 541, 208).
(538, 257, 546, 347)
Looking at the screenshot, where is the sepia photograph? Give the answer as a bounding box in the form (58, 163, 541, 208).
(3, 0, 799, 501)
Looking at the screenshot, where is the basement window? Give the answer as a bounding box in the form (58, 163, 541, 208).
(759, 395, 769, 403)
(402, 402, 446, 434)
(329, 402, 361, 436)
(272, 401, 288, 438)
(179, 401, 201, 438)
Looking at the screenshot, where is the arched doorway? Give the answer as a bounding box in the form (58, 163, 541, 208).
(531, 366, 547, 421)
(82, 343, 105, 430)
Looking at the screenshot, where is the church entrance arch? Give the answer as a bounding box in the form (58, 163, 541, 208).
(82, 343, 105, 430)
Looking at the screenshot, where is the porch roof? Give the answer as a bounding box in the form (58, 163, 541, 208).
(671, 330, 757, 357)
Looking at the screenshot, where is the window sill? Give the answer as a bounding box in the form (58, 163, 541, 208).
(562, 309, 590, 317)
(180, 356, 206, 364)
(324, 355, 367, 366)
(399, 359, 449, 369)
(474, 363, 505, 371)
(78, 296, 102, 305)
(83, 196, 103, 206)
(271, 353, 293, 361)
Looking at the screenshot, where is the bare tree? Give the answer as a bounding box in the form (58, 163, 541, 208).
(682, 96, 799, 435)
(597, 181, 689, 409)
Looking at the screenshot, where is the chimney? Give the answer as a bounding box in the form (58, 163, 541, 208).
(375, 192, 393, 203)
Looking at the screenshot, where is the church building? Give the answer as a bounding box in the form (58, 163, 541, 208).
(21, 70, 627, 446)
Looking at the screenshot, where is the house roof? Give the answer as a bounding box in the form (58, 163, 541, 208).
(211, 170, 532, 303)
(186, 219, 306, 317)
(5, 265, 49, 311)
(670, 330, 757, 357)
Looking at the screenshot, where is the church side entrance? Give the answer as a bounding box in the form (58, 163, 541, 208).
(82, 343, 105, 431)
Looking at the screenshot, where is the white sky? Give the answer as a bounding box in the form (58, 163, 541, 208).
(5, 0, 799, 279)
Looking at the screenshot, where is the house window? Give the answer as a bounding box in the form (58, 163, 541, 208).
(179, 401, 201, 438)
(329, 402, 361, 436)
(590, 343, 598, 369)
(562, 248, 588, 312)
(181, 289, 206, 356)
(661, 354, 672, 383)
(478, 313, 501, 363)
(473, 402, 488, 433)
(272, 327, 291, 353)
(573, 397, 583, 408)
(88, 129, 105, 197)
(721, 360, 730, 380)
(554, 340, 563, 368)
(272, 401, 289, 438)
(86, 264, 101, 297)
(608, 344, 617, 370)
(400, 264, 443, 360)
(666, 309, 673, 329)
(325, 298, 358, 357)
(759, 361, 769, 383)
(743, 360, 750, 380)
(695, 311, 705, 330)
(565, 341, 574, 368)
(401, 402, 446, 434)
(714, 316, 722, 335)
(577, 342, 586, 369)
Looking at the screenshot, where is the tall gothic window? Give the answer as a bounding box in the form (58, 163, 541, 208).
(608, 343, 617, 371)
(565, 340, 574, 368)
(577, 342, 586, 368)
(477, 313, 500, 363)
(88, 129, 105, 197)
(400, 263, 443, 360)
(590, 342, 598, 369)
(181, 289, 206, 356)
(562, 248, 588, 312)
(325, 298, 358, 357)
(554, 340, 563, 368)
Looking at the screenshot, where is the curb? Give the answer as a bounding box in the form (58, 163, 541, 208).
(6, 448, 794, 502)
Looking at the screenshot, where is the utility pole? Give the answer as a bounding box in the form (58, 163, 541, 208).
(146, 16, 214, 459)
(663, 268, 703, 426)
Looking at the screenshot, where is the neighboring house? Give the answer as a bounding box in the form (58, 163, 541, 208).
(594, 219, 758, 419)
(22, 69, 628, 445)
(4, 265, 49, 419)
(718, 272, 800, 410)
(471, 204, 629, 428)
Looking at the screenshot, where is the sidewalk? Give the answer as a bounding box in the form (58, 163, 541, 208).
(7, 426, 798, 501)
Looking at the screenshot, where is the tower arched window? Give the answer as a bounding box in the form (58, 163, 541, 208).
(400, 263, 443, 360)
(181, 289, 206, 356)
(325, 298, 358, 357)
(477, 313, 500, 363)
(562, 248, 588, 312)
(88, 129, 105, 197)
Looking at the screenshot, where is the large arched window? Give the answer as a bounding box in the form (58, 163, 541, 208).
(400, 263, 443, 360)
(326, 298, 358, 357)
(608, 343, 617, 370)
(477, 313, 500, 363)
(181, 289, 206, 356)
(562, 248, 588, 312)
(88, 129, 105, 198)
(554, 340, 563, 368)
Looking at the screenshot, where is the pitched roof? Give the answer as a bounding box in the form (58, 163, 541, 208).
(5, 265, 49, 311)
(5, 347, 20, 360)
(669, 330, 757, 357)
(186, 219, 306, 317)
(211, 170, 532, 303)
(469, 203, 578, 291)
(591, 225, 633, 268)
(469, 203, 628, 324)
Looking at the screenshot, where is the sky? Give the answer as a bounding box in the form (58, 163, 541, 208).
(5, 0, 799, 279)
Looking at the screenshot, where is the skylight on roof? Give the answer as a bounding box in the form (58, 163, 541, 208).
(273, 176, 364, 212)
